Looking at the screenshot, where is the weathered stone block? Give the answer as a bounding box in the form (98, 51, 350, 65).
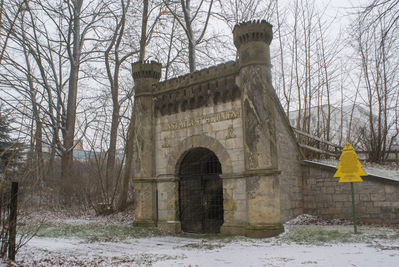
(133, 181, 156, 225)
(366, 207, 380, 214)
(246, 175, 281, 225)
(333, 194, 350, 202)
(245, 224, 284, 238)
(220, 224, 246, 236)
(385, 185, 396, 194)
(304, 196, 315, 202)
(385, 193, 397, 201)
(370, 193, 386, 201)
(157, 221, 181, 233)
(359, 194, 370, 201)
(224, 199, 237, 212)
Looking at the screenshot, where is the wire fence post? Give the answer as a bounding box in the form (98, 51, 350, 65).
(8, 182, 18, 261)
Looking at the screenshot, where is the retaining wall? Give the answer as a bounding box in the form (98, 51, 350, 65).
(302, 161, 399, 224)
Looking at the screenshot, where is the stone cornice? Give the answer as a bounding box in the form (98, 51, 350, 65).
(243, 168, 281, 176)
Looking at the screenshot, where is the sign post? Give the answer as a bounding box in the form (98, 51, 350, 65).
(350, 182, 357, 233)
(334, 142, 367, 234)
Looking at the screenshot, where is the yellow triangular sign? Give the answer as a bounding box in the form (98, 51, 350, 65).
(334, 142, 367, 182)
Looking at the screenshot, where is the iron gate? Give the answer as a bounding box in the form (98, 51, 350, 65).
(179, 148, 224, 233)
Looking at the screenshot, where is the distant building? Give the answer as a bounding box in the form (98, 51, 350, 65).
(42, 142, 124, 162)
(288, 104, 373, 146)
(74, 139, 84, 150)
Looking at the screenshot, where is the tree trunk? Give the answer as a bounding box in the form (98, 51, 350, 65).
(139, 0, 148, 62)
(118, 107, 135, 211)
(61, 0, 83, 180)
(105, 98, 120, 201)
(118, 0, 148, 211)
(181, 0, 195, 72)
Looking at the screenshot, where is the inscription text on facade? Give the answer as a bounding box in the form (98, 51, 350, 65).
(161, 109, 240, 131)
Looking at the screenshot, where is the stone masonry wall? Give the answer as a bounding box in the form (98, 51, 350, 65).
(155, 99, 245, 226)
(303, 161, 399, 224)
(275, 108, 304, 222)
(155, 99, 244, 176)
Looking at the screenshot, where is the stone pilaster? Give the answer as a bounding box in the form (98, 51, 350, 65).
(220, 174, 247, 236)
(131, 61, 161, 227)
(156, 175, 181, 233)
(233, 20, 283, 237)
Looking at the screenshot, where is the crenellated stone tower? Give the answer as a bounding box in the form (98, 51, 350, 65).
(230, 20, 282, 236)
(131, 61, 162, 227)
(233, 20, 277, 170)
(130, 20, 304, 237)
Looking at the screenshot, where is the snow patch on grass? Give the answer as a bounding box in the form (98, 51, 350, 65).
(9, 214, 399, 266)
(19, 220, 169, 242)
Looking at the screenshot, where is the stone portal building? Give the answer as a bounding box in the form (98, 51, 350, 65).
(130, 20, 399, 237)
(130, 20, 303, 238)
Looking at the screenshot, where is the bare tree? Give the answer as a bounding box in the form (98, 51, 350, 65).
(362, 0, 399, 37)
(1, 0, 113, 183)
(152, 4, 185, 79)
(61, 0, 110, 181)
(163, 0, 215, 72)
(0, 0, 29, 64)
(216, 0, 276, 29)
(103, 0, 135, 205)
(0, 1, 59, 180)
(274, 2, 292, 117)
(353, 8, 399, 162)
(118, 0, 161, 210)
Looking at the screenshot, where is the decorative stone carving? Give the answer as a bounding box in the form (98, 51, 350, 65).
(226, 125, 236, 139)
(161, 136, 170, 148)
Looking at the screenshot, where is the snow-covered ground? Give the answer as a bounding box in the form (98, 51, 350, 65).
(14, 235, 399, 266)
(5, 214, 399, 267)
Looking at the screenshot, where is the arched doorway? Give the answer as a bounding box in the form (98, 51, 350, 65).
(179, 148, 224, 233)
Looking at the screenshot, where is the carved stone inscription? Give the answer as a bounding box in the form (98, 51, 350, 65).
(161, 109, 240, 131)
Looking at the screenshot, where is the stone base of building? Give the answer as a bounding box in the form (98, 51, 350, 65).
(245, 224, 284, 238)
(157, 220, 181, 233)
(221, 223, 284, 238)
(133, 220, 157, 228)
(220, 224, 246, 236)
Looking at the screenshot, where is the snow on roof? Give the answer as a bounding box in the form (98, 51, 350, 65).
(305, 159, 399, 182)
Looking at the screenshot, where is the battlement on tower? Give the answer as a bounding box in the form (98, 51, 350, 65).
(233, 20, 273, 49)
(154, 61, 238, 93)
(153, 61, 240, 116)
(132, 60, 162, 80)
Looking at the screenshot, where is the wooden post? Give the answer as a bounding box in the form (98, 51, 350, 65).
(8, 182, 18, 261)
